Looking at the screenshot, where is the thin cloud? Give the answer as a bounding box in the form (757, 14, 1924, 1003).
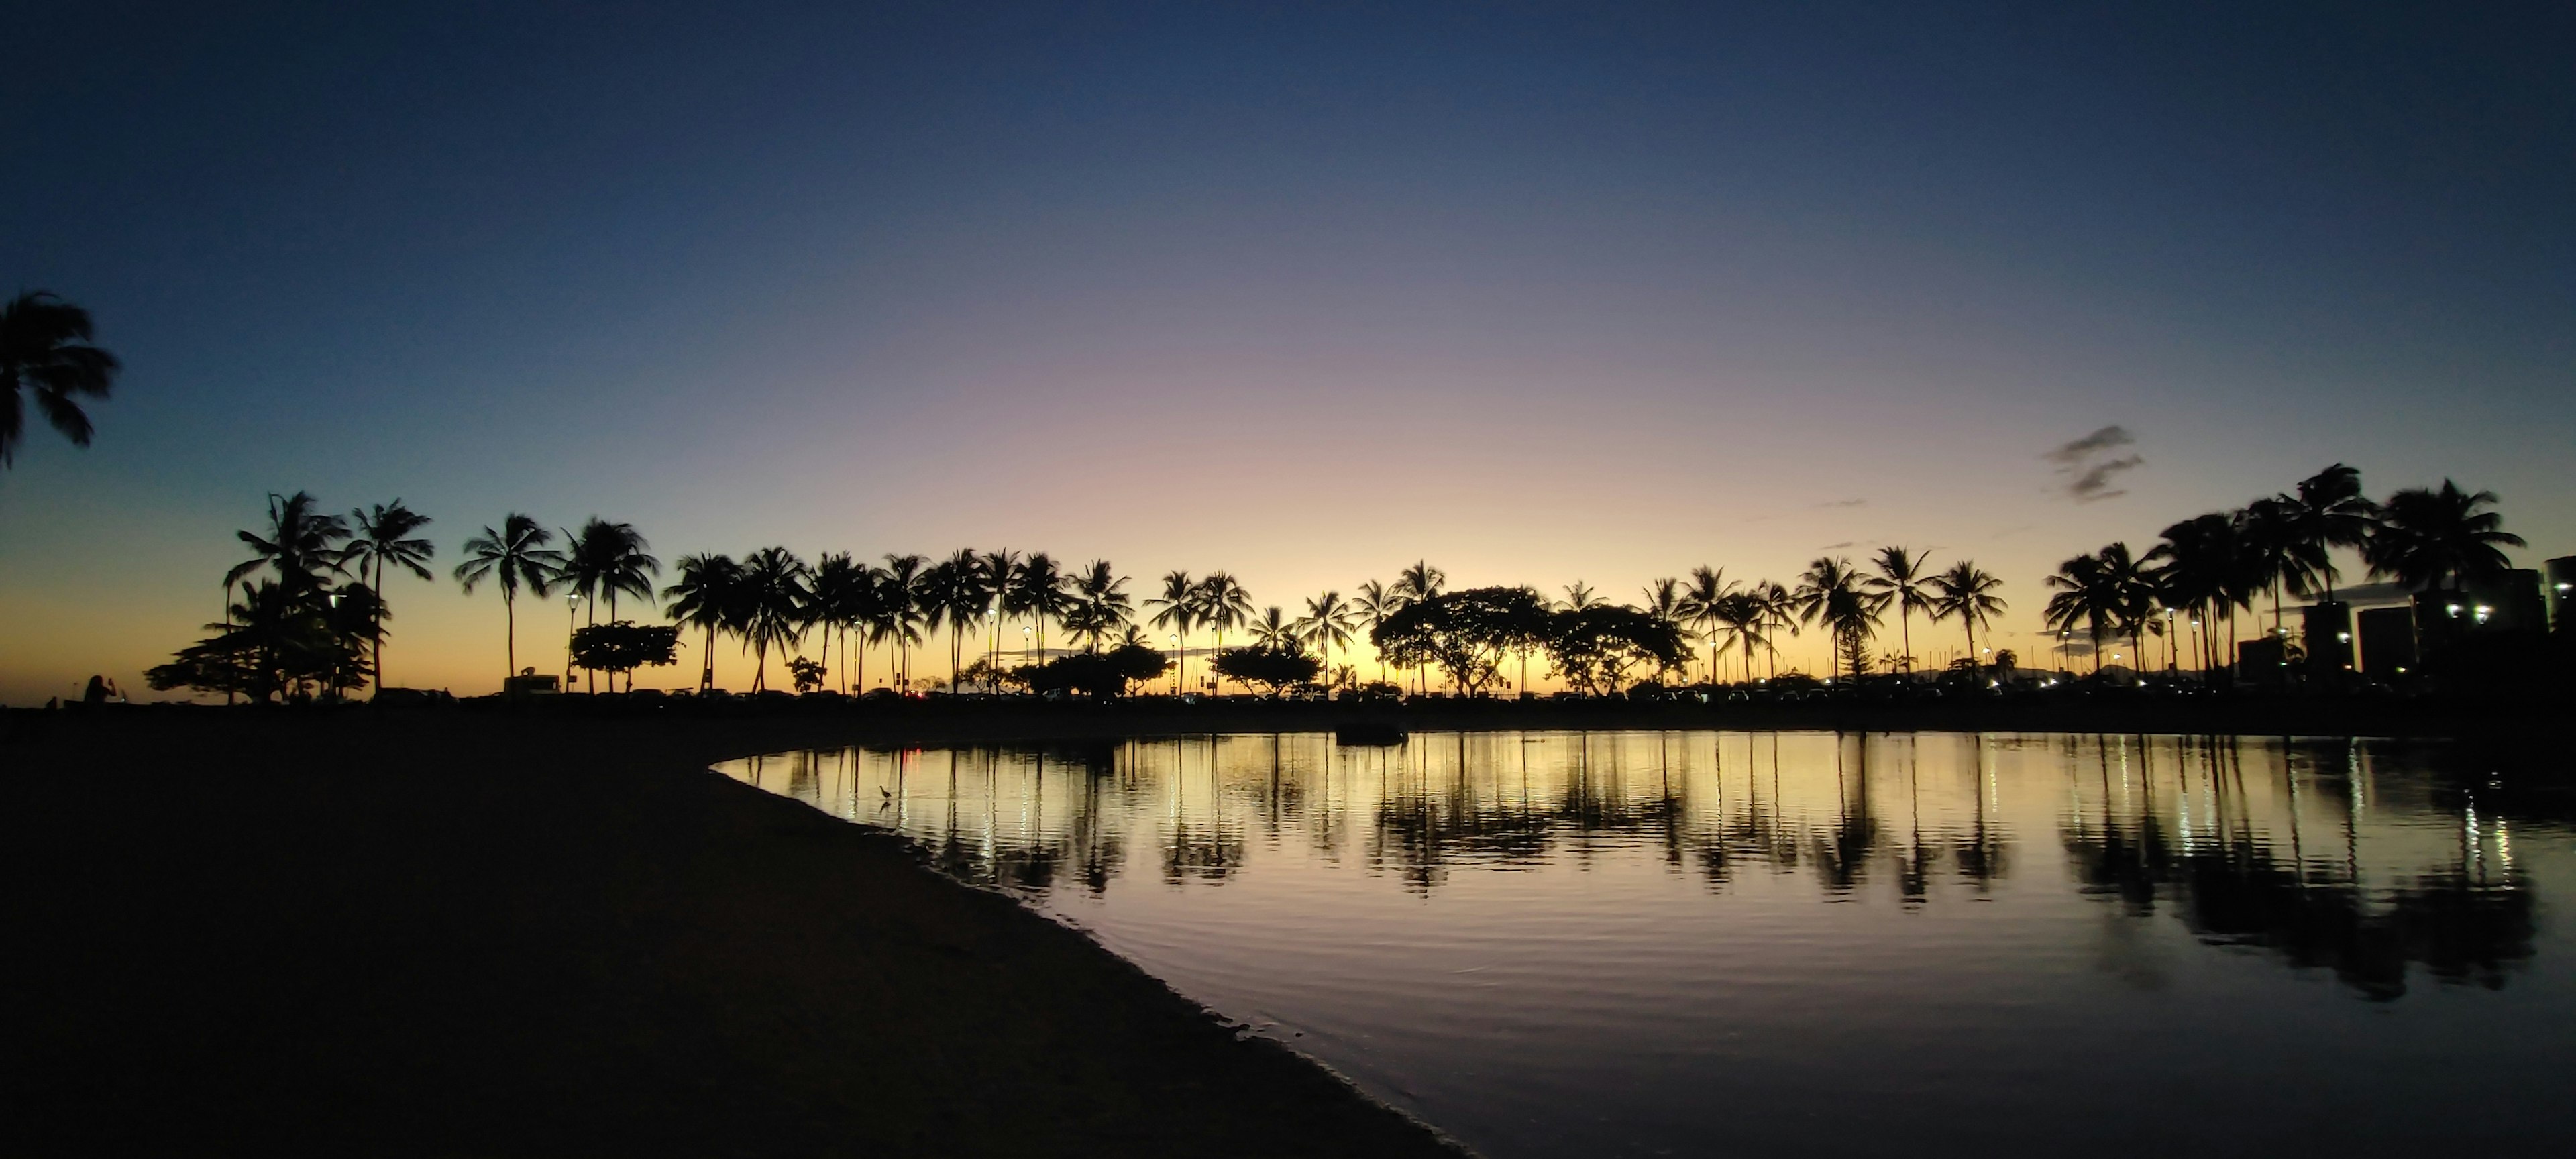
(1812, 498, 1867, 509)
(1817, 541, 1854, 551)
(2045, 425, 2143, 503)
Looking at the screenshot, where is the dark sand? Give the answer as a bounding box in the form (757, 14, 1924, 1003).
(6, 710, 1468, 1157)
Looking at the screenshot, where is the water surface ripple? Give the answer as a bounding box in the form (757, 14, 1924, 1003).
(718, 732, 2573, 1158)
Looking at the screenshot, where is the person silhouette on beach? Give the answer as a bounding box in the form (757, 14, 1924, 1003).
(83, 675, 110, 705)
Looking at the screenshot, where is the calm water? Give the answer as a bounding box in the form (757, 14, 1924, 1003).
(716, 732, 2574, 1157)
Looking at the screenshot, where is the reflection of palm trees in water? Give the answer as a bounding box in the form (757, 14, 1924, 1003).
(2061, 734, 2535, 1000)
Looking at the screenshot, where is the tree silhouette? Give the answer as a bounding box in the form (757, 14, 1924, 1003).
(2044, 544, 2154, 675)
(557, 518, 659, 690)
(1680, 565, 1735, 684)
(2279, 464, 2380, 603)
(807, 552, 869, 693)
(739, 547, 811, 692)
(1864, 546, 1933, 673)
(876, 553, 926, 691)
(1638, 576, 1692, 683)
(1350, 580, 1399, 685)
(1061, 559, 1134, 653)
(2366, 480, 2524, 596)
(663, 553, 744, 692)
(453, 514, 560, 681)
(1, 291, 120, 469)
(1926, 561, 2006, 679)
(1145, 570, 1198, 694)
(341, 500, 435, 692)
(1293, 591, 1358, 683)
(1007, 553, 1069, 667)
(1793, 557, 1884, 684)
(227, 491, 350, 600)
(1191, 572, 1254, 692)
(977, 550, 1023, 686)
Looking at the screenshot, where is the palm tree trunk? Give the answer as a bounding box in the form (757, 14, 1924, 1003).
(504, 590, 517, 682)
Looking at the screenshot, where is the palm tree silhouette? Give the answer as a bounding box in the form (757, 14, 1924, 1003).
(1680, 565, 1734, 684)
(341, 500, 435, 691)
(1793, 557, 1884, 684)
(739, 547, 811, 692)
(877, 553, 927, 691)
(1, 291, 121, 469)
(978, 550, 1022, 687)
(1391, 561, 1446, 694)
(1146, 570, 1198, 694)
(227, 491, 351, 599)
(1249, 605, 1299, 649)
(1293, 591, 1357, 683)
(1752, 581, 1796, 680)
(2044, 544, 2153, 675)
(1864, 546, 1933, 673)
(663, 553, 743, 692)
(2279, 465, 2379, 603)
(1559, 581, 1601, 610)
(1350, 580, 1398, 686)
(2366, 480, 2524, 597)
(1191, 572, 1254, 692)
(1006, 553, 1068, 667)
(2239, 496, 2322, 637)
(1926, 561, 2006, 679)
(557, 518, 659, 689)
(1062, 559, 1133, 653)
(924, 549, 989, 689)
(453, 514, 561, 682)
(1638, 576, 1691, 684)
(807, 552, 869, 693)
(1707, 590, 1766, 683)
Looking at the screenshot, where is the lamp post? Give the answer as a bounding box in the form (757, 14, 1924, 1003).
(1169, 633, 1181, 695)
(565, 593, 581, 689)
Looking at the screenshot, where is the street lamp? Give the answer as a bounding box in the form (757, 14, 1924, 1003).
(566, 593, 582, 687)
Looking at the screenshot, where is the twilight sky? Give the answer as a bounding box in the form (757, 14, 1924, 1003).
(4, 1, 2571, 702)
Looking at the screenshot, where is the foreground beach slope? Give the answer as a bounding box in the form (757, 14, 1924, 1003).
(6, 710, 1466, 1157)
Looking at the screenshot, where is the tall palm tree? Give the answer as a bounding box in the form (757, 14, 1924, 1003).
(2366, 480, 2524, 596)
(1638, 576, 1691, 683)
(1926, 561, 2006, 679)
(1350, 580, 1399, 685)
(1293, 591, 1357, 683)
(1, 291, 120, 469)
(1863, 546, 1934, 673)
(1146, 570, 1198, 694)
(1793, 557, 1884, 684)
(2279, 464, 2380, 603)
(2043, 544, 2153, 675)
(978, 550, 1022, 687)
(1753, 580, 1797, 680)
(558, 518, 659, 689)
(1192, 572, 1255, 692)
(922, 549, 989, 689)
(1007, 552, 1069, 665)
(1708, 590, 1766, 684)
(878, 553, 927, 691)
(1559, 581, 1602, 610)
(739, 547, 811, 693)
(807, 552, 869, 693)
(453, 514, 561, 682)
(663, 553, 744, 692)
(1680, 565, 1735, 685)
(1062, 559, 1133, 653)
(341, 500, 435, 692)
(2239, 496, 2322, 637)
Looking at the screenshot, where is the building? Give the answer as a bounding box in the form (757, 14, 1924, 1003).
(2300, 600, 2354, 678)
(2548, 556, 2574, 631)
(2357, 606, 2415, 677)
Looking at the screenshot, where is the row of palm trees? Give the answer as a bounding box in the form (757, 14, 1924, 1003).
(2041, 467, 2525, 675)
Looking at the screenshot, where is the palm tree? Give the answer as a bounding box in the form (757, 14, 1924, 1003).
(1393, 560, 1446, 604)
(2239, 496, 2323, 637)
(1707, 590, 1766, 684)
(1007, 553, 1069, 666)
(1680, 566, 1735, 685)
(2367, 480, 2524, 597)
(1638, 577, 1691, 683)
(2279, 464, 2380, 603)
(923, 549, 989, 689)
(1249, 605, 1299, 649)
(341, 500, 435, 691)
(1350, 580, 1399, 685)
(1192, 572, 1255, 692)
(1146, 570, 1198, 694)
(1559, 581, 1602, 610)
(978, 550, 1022, 687)
(807, 552, 869, 693)
(227, 491, 351, 599)
(558, 518, 659, 689)
(1793, 557, 1884, 684)
(1062, 559, 1133, 653)
(1864, 546, 1933, 674)
(878, 553, 927, 691)
(2043, 544, 2153, 675)
(453, 514, 561, 682)
(1, 291, 120, 469)
(739, 547, 810, 692)
(1926, 562, 2007, 679)
(663, 553, 744, 692)
(1293, 591, 1357, 681)
(1753, 581, 1797, 680)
